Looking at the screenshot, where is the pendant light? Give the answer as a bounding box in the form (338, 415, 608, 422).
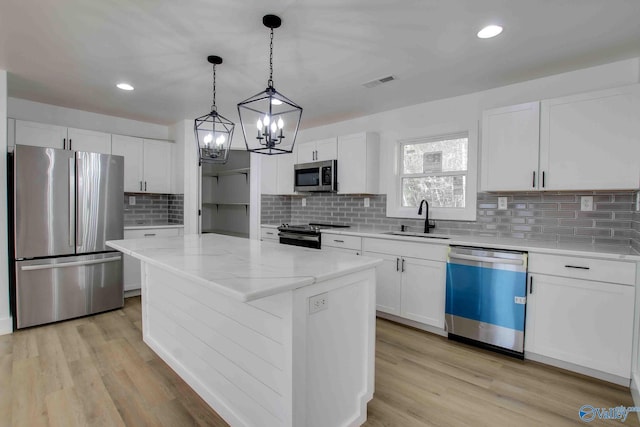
(237, 14, 303, 155)
(194, 55, 235, 164)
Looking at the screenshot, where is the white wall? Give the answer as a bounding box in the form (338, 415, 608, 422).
(8, 98, 169, 140)
(0, 71, 11, 334)
(170, 120, 200, 234)
(296, 57, 640, 200)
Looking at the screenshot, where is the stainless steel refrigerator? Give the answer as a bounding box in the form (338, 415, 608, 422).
(10, 145, 125, 329)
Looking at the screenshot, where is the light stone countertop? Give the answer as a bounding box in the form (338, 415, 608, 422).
(124, 224, 184, 230)
(318, 225, 640, 261)
(107, 233, 382, 302)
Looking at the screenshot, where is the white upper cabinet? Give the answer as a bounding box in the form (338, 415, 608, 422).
(337, 132, 379, 194)
(480, 85, 640, 192)
(142, 139, 172, 193)
(539, 85, 640, 190)
(67, 127, 111, 154)
(15, 120, 67, 149)
(112, 135, 172, 193)
(112, 135, 144, 192)
(481, 102, 540, 191)
(15, 120, 112, 154)
(260, 150, 296, 195)
(297, 137, 337, 163)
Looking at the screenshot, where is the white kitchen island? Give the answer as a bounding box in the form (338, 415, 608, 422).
(106, 233, 381, 427)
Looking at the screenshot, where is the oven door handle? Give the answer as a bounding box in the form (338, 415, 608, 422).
(278, 232, 320, 242)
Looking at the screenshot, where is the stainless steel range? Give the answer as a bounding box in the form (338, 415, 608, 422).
(277, 223, 350, 249)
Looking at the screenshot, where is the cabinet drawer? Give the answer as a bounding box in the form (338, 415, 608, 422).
(261, 227, 279, 241)
(124, 228, 182, 239)
(322, 233, 362, 250)
(528, 253, 636, 285)
(363, 237, 447, 262)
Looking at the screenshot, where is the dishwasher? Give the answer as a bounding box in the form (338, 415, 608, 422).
(445, 245, 528, 358)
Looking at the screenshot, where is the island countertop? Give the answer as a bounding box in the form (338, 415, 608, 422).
(107, 233, 381, 302)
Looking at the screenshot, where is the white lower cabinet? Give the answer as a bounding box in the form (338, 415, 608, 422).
(260, 227, 279, 241)
(321, 233, 361, 256)
(526, 253, 636, 381)
(123, 227, 183, 292)
(362, 238, 447, 329)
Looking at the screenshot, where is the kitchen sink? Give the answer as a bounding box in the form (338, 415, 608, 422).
(383, 231, 450, 240)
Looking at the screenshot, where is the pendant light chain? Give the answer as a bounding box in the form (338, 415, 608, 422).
(268, 27, 274, 88)
(211, 62, 217, 112)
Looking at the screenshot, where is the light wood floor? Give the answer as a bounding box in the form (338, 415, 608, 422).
(0, 297, 636, 427)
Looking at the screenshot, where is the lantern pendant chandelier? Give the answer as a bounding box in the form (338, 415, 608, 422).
(194, 55, 235, 164)
(237, 14, 303, 155)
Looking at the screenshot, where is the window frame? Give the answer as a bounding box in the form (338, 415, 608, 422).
(386, 129, 478, 221)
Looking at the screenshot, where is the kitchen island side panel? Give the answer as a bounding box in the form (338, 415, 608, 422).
(140, 261, 376, 427)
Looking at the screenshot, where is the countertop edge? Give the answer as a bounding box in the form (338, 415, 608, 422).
(124, 224, 185, 230)
(316, 229, 640, 261)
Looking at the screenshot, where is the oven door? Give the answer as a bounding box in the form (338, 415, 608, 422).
(278, 231, 321, 249)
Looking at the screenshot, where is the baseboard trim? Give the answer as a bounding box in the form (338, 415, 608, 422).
(525, 352, 630, 387)
(376, 311, 447, 337)
(0, 316, 13, 335)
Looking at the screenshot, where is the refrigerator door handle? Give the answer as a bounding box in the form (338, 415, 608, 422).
(68, 157, 75, 247)
(20, 256, 122, 271)
(75, 156, 83, 247)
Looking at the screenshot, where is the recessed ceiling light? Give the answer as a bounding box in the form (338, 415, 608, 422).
(477, 25, 503, 39)
(116, 83, 134, 91)
(271, 99, 283, 105)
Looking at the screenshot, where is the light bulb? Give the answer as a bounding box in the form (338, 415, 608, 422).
(203, 133, 213, 144)
(257, 119, 263, 130)
(277, 117, 284, 129)
(271, 122, 277, 133)
(216, 135, 225, 145)
(263, 114, 270, 126)
(271, 98, 283, 105)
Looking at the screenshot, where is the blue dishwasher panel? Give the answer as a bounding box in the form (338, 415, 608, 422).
(445, 246, 528, 356)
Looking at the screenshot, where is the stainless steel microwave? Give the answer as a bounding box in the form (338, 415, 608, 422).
(294, 160, 337, 192)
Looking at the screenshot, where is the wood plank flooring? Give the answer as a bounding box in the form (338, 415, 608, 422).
(0, 296, 636, 426)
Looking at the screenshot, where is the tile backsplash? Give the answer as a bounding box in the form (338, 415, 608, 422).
(262, 191, 640, 247)
(124, 193, 184, 225)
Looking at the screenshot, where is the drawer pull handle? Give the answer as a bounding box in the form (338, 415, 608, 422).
(565, 265, 590, 270)
(266, 232, 274, 235)
(144, 233, 156, 237)
(333, 239, 344, 243)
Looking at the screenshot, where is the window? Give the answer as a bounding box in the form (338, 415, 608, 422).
(387, 131, 477, 221)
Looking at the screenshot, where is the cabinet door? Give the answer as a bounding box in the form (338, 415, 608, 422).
(363, 251, 401, 315)
(260, 155, 278, 195)
(338, 133, 366, 194)
(277, 152, 296, 195)
(297, 142, 315, 163)
(337, 132, 379, 195)
(400, 257, 446, 328)
(122, 254, 141, 292)
(480, 102, 540, 191)
(112, 135, 144, 192)
(67, 127, 111, 154)
(525, 274, 634, 378)
(143, 140, 172, 193)
(15, 120, 66, 149)
(540, 86, 640, 190)
(315, 137, 338, 161)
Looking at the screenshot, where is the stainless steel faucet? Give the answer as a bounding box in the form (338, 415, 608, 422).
(418, 199, 436, 233)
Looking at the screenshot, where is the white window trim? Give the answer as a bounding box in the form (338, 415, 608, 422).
(386, 126, 478, 221)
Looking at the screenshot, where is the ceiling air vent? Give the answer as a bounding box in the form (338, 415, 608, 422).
(363, 75, 396, 88)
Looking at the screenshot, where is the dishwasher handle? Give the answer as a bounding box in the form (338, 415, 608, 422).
(448, 252, 525, 266)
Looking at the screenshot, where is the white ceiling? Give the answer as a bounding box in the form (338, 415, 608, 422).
(1, 0, 639, 129)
